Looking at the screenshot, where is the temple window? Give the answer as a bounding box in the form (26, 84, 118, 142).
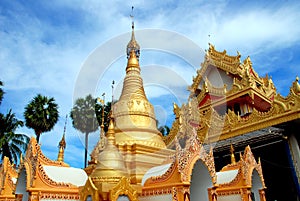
(233, 103, 241, 116)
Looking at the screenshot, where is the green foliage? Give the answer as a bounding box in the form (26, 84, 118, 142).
(158, 125, 170, 136)
(0, 80, 4, 105)
(95, 101, 111, 132)
(70, 94, 99, 167)
(0, 109, 29, 164)
(24, 94, 59, 143)
(70, 94, 99, 134)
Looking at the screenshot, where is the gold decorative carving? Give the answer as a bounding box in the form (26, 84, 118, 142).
(0, 157, 18, 199)
(167, 77, 300, 144)
(172, 187, 178, 201)
(79, 177, 98, 201)
(110, 177, 138, 201)
(218, 146, 266, 191)
(40, 193, 79, 200)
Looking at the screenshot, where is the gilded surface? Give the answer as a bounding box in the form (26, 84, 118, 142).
(215, 146, 266, 200)
(20, 138, 78, 190)
(113, 50, 166, 148)
(166, 44, 300, 146)
(0, 157, 18, 198)
(110, 177, 138, 201)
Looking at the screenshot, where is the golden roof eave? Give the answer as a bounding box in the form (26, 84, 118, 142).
(204, 89, 300, 142)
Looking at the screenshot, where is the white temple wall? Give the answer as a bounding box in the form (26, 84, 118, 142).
(206, 67, 233, 90)
(252, 170, 263, 201)
(139, 194, 172, 201)
(15, 169, 28, 201)
(190, 160, 212, 201)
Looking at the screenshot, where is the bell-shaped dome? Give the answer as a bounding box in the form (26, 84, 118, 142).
(90, 117, 128, 180)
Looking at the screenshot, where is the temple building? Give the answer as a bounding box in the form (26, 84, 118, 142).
(1, 18, 299, 201)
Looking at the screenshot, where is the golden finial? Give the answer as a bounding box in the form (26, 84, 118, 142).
(106, 114, 116, 146)
(111, 80, 115, 110)
(57, 115, 67, 162)
(230, 144, 236, 164)
(127, 6, 140, 59)
(100, 93, 105, 128)
(292, 75, 300, 94)
(97, 93, 106, 138)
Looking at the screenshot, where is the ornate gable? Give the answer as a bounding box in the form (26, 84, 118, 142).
(214, 146, 266, 201)
(189, 44, 277, 117)
(0, 157, 18, 200)
(15, 137, 86, 201)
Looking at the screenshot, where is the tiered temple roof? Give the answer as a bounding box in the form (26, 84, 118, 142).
(165, 44, 300, 147)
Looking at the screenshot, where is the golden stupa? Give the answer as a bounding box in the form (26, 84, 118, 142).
(113, 22, 166, 149)
(107, 20, 173, 184)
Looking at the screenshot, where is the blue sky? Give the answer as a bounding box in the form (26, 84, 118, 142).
(1, 0, 300, 168)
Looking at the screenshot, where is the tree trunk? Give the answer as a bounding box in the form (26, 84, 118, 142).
(84, 133, 89, 168)
(35, 130, 42, 143)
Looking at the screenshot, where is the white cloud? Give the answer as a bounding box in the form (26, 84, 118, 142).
(212, 4, 300, 55)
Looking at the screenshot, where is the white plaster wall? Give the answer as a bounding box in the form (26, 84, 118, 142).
(218, 194, 242, 201)
(190, 160, 212, 201)
(206, 67, 233, 90)
(139, 194, 172, 201)
(252, 170, 263, 201)
(15, 169, 28, 201)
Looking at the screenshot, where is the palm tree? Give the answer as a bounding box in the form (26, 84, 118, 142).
(24, 94, 59, 143)
(0, 109, 29, 164)
(95, 101, 111, 132)
(70, 94, 98, 168)
(0, 80, 4, 105)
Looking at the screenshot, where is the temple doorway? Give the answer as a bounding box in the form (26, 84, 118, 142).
(251, 170, 263, 201)
(15, 168, 28, 201)
(190, 160, 213, 201)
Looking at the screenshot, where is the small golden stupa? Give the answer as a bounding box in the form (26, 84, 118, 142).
(90, 116, 128, 179)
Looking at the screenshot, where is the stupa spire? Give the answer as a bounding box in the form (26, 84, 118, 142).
(126, 6, 140, 59)
(57, 115, 67, 162)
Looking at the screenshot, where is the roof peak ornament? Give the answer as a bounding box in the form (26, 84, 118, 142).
(126, 6, 140, 60)
(57, 115, 67, 162)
